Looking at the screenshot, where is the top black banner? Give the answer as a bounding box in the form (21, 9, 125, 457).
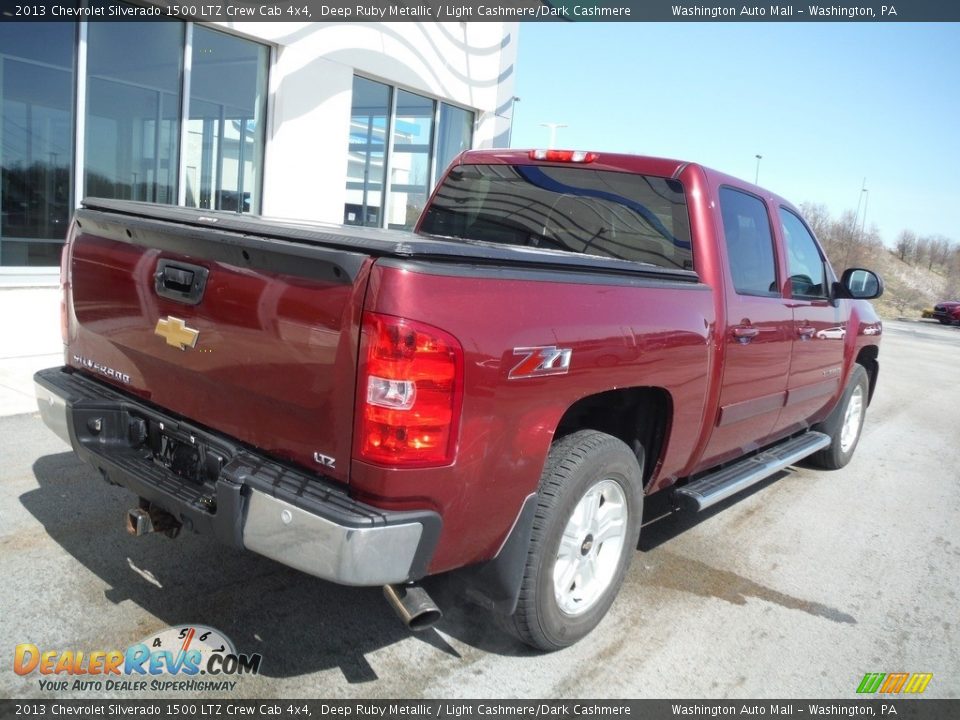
(1, 0, 959, 22)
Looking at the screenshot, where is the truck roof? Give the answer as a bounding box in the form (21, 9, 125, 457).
(456, 148, 691, 180)
(457, 149, 796, 211)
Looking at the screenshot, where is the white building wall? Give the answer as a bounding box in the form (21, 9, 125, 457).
(213, 22, 519, 223)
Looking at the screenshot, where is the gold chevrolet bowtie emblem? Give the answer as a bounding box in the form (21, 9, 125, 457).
(154, 316, 199, 350)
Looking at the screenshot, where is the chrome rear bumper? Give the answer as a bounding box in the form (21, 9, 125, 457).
(34, 366, 440, 586)
(242, 489, 425, 585)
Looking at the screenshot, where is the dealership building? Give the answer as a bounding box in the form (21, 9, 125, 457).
(0, 13, 519, 282)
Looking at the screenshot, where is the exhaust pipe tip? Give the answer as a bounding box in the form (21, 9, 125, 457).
(383, 583, 442, 632)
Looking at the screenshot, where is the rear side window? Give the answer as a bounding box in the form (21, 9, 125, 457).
(779, 208, 828, 299)
(419, 163, 693, 270)
(719, 187, 779, 297)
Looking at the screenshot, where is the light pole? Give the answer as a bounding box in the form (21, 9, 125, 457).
(754, 154, 762, 184)
(860, 188, 869, 236)
(540, 122, 567, 149)
(854, 177, 867, 230)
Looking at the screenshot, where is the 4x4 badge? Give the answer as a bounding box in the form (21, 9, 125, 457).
(155, 316, 199, 351)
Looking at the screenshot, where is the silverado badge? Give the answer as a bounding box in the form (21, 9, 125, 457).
(155, 316, 199, 350)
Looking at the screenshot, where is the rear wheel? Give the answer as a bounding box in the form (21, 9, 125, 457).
(502, 430, 643, 651)
(809, 364, 870, 470)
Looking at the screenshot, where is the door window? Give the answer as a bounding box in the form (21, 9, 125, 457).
(779, 208, 828, 299)
(718, 187, 779, 297)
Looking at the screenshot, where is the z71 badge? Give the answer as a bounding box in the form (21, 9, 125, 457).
(508, 346, 572, 380)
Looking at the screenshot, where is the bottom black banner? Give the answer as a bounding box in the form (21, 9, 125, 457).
(0, 700, 957, 720)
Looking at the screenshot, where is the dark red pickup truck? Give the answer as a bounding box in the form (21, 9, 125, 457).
(35, 149, 883, 650)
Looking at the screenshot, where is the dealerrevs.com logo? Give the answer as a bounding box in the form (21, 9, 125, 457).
(14, 625, 262, 693)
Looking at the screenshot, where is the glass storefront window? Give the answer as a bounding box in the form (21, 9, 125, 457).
(1, 13, 271, 269)
(436, 103, 474, 181)
(3, 27, 484, 267)
(0, 24, 75, 266)
(85, 16, 183, 205)
(185, 27, 268, 214)
(344, 77, 390, 227)
(344, 78, 475, 231)
(387, 90, 435, 230)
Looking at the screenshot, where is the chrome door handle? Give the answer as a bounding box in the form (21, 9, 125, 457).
(732, 326, 760, 341)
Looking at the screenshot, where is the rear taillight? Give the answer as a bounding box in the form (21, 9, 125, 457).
(529, 149, 598, 163)
(356, 312, 464, 467)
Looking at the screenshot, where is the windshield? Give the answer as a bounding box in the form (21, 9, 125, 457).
(419, 163, 693, 270)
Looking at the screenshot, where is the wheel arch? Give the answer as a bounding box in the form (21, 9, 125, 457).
(454, 388, 670, 617)
(855, 344, 879, 404)
(553, 386, 673, 490)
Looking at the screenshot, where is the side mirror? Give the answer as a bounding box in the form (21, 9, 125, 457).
(838, 268, 883, 300)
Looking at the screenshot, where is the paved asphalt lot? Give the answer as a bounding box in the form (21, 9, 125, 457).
(1, 320, 958, 700)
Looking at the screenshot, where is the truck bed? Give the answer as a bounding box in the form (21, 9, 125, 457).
(81, 199, 701, 283)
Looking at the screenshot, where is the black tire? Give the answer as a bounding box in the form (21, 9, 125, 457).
(809, 364, 870, 470)
(501, 430, 644, 651)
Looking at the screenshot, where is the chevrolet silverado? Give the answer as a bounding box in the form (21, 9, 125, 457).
(35, 149, 883, 650)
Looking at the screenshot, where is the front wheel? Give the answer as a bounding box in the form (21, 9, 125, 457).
(501, 430, 644, 651)
(809, 364, 870, 470)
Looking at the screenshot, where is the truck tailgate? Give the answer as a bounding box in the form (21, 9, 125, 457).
(64, 206, 375, 484)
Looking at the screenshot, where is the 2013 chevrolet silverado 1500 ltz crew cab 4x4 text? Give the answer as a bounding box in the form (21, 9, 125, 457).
(35, 149, 883, 651)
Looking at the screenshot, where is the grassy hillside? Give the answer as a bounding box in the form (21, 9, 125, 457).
(864, 246, 953, 319)
(800, 202, 958, 320)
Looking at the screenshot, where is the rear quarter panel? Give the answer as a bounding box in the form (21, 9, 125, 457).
(352, 261, 716, 573)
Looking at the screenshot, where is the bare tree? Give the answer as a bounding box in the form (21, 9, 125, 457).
(799, 202, 831, 243)
(829, 209, 868, 269)
(929, 235, 952, 270)
(947, 246, 960, 298)
(913, 235, 930, 267)
(893, 286, 922, 315)
(895, 230, 916, 263)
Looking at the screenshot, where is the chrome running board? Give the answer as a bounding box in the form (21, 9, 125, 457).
(674, 432, 831, 511)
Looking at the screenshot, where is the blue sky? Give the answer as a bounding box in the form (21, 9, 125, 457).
(510, 23, 960, 245)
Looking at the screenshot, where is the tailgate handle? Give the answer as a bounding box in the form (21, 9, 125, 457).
(155, 259, 209, 305)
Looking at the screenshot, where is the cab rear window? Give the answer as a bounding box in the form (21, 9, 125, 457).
(419, 163, 693, 271)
